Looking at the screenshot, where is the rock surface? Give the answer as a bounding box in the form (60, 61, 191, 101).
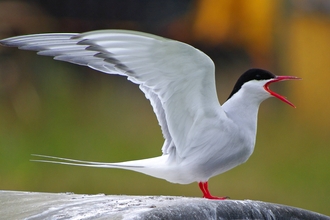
(0, 190, 329, 220)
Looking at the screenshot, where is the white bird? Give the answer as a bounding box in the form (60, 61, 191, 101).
(0, 30, 300, 199)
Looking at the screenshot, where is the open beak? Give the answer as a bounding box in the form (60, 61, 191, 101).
(264, 76, 301, 108)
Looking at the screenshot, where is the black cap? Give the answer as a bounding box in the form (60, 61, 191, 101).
(227, 69, 275, 100)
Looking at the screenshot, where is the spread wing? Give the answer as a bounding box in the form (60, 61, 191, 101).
(0, 30, 225, 157)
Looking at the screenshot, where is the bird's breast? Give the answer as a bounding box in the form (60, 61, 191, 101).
(188, 127, 256, 180)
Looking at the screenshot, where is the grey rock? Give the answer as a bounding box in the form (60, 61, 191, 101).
(0, 190, 328, 220)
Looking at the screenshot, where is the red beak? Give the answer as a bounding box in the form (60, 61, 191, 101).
(264, 76, 301, 108)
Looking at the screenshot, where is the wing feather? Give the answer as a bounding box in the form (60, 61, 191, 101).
(0, 30, 225, 157)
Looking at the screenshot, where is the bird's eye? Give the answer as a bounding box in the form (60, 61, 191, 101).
(255, 74, 261, 79)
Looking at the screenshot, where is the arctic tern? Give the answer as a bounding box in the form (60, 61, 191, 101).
(0, 30, 300, 199)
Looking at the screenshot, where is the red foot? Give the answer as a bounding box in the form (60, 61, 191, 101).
(198, 182, 229, 200)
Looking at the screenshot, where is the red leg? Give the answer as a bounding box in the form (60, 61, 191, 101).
(198, 182, 228, 200)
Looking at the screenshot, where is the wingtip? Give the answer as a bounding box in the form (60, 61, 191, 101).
(0, 39, 13, 47)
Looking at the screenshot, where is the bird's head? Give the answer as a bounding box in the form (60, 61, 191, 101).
(227, 69, 301, 108)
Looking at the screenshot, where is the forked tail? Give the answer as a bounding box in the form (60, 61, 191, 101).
(31, 154, 145, 169)
(31, 154, 173, 182)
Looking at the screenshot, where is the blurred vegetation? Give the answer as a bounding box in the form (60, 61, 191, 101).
(0, 0, 329, 216)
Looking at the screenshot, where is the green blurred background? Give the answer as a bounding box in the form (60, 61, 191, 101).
(0, 0, 329, 216)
